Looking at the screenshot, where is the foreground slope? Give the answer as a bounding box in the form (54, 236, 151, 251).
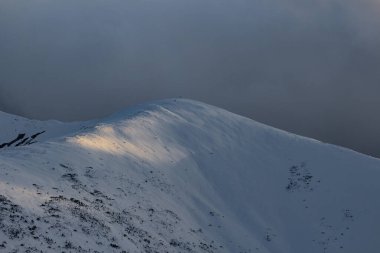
(0, 99, 379, 253)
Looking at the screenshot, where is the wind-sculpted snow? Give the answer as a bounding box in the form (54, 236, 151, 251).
(0, 99, 379, 253)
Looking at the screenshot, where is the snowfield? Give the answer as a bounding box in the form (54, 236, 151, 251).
(0, 99, 379, 253)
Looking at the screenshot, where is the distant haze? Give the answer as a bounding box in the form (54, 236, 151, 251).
(1, 0, 380, 157)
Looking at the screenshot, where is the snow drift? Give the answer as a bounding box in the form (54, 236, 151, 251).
(0, 99, 379, 253)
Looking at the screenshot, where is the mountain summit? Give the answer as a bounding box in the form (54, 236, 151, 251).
(0, 99, 379, 253)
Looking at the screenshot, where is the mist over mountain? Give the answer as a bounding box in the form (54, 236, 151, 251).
(1, 0, 380, 157)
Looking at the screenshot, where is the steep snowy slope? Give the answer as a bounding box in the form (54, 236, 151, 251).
(0, 99, 379, 253)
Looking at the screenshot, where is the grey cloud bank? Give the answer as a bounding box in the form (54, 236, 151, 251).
(1, 0, 380, 157)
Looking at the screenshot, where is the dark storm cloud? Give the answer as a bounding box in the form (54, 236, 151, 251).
(1, 0, 380, 157)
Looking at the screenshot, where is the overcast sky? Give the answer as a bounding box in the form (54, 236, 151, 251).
(1, 0, 380, 157)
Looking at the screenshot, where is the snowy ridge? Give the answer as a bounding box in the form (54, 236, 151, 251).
(0, 111, 93, 150)
(0, 99, 379, 253)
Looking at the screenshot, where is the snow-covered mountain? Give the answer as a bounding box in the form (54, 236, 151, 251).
(0, 99, 379, 253)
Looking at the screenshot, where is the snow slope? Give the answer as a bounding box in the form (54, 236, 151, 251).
(0, 99, 379, 253)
